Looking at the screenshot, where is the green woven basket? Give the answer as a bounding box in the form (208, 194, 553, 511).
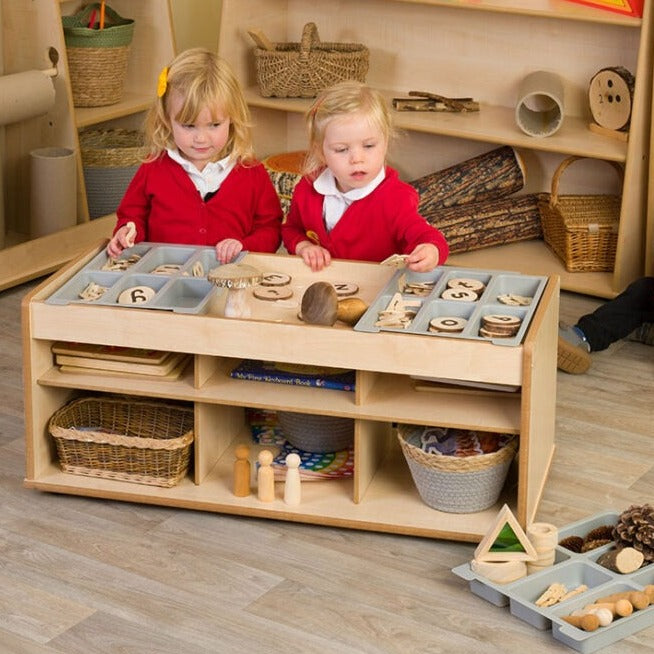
(62, 3, 135, 107)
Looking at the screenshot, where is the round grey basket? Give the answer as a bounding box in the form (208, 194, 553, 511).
(278, 411, 354, 453)
(398, 426, 517, 513)
(80, 128, 145, 218)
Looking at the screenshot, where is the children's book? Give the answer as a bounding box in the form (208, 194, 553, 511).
(231, 359, 355, 391)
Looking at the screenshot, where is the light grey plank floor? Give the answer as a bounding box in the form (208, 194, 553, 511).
(1, 279, 652, 653)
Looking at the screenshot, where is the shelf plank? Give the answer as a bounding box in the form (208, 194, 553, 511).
(244, 88, 628, 162)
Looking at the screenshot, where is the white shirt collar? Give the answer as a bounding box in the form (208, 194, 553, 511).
(314, 167, 385, 231)
(167, 149, 235, 197)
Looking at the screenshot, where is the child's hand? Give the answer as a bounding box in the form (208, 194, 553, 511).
(296, 241, 332, 272)
(215, 239, 243, 264)
(106, 222, 136, 259)
(406, 243, 439, 273)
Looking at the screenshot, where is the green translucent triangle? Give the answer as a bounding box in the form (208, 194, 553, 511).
(489, 522, 526, 552)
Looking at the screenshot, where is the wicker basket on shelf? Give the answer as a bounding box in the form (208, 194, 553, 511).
(252, 22, 369, 98)
(62, 3, 135, 107)
(397, 425, 518, 513)
(80, 128, 145, 218)
(539, 156, 623, 272)
(48, 396, 194, 487)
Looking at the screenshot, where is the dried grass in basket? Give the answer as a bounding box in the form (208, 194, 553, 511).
(398, 426, 518, 513)
(539, 156, 623, 272)
(48, 397, 194, 487)
(252, 22, 369, 98)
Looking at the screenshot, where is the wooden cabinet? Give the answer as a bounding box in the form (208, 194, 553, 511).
(218, 0, 653, 298)
(22, 246, 559, 541)
(0, 0, 175, 290)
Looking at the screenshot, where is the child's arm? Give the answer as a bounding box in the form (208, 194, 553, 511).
(107, 222, 137, 258)
(296, 240, 332, 272)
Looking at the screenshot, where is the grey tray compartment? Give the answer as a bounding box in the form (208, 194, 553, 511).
(551, 581, 654, 653)
(139, 245, 199, 274)
(183, 247, 221, 277)
(508, 559, 614, 630)
(150, 277, 215, 313)
(46, 271, 121, 305)
(85, 243, 152, 272)
(452, 511, 654, 652)
(101, 273, 169, 307)
(354, 266, 547, 346)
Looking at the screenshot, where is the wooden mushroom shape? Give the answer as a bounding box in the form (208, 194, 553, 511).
(300, 282, 368, 326)
(208, 263, 262, 318)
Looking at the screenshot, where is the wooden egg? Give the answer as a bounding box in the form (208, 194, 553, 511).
(336, 297, 368, 326)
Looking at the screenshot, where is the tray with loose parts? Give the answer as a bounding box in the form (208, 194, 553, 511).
(452, 511, 654, 653)
(45, 243, 241, 314)
(353, 266, 547, 346)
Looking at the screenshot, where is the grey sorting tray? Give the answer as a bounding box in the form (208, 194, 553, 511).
(45, 243, 242, 314)
(452, 511, 654, 652)
(353, 266, 547, 346)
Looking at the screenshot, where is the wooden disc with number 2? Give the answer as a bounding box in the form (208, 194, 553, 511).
(588, 66, 634, 132)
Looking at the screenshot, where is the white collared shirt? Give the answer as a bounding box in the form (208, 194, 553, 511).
(313, 167, 386, 231)
(167, 149, 236, 198)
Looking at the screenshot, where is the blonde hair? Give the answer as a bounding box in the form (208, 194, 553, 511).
(144, 48, 254, 163)
(303, 81, 394, 177)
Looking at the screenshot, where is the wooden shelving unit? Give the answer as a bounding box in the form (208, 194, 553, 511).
(218, 0, 653, 298)
(22, 246, 559, 541)
(0, 0, 176, 290)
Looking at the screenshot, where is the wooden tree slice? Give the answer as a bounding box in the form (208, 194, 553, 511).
(596, 547, 644, 574)
(589, 66, 634, 131)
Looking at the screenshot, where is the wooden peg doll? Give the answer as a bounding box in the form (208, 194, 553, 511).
(257, 449, 275, 502)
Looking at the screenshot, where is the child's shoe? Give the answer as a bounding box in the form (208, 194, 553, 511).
(557, 322, 591, 374)
(629, 322, 654, 346)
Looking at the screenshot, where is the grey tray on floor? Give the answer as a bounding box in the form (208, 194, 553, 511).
(452, 511, 654, 653)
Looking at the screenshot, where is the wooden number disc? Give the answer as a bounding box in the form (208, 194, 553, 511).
(253, 285, 293, 301)
(589, 66, 634, 131)
(117, 285, 156, 304)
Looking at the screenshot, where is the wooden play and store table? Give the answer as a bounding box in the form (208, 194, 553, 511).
(22, 243, 559, 542)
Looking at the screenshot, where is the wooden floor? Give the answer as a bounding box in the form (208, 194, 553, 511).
(1, 278, 652, 653)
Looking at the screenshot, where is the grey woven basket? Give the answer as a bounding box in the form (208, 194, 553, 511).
(398, 426, 517, 513)
(80, 128, 145, 218)
(278, 410, 354, 453)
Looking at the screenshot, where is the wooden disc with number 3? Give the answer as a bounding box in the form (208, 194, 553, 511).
(588, 66, 634, 132)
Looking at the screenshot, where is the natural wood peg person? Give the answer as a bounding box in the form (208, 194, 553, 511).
(257, 449, 275, 502)
(232, 444, 251, 497)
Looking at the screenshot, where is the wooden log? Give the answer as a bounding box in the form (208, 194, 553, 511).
(410, 145, 525, 212)
(422, 193, 542, 254)
(596, 547, 644, 574)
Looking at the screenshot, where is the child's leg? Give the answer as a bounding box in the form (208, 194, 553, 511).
(577, 277, 654, 351)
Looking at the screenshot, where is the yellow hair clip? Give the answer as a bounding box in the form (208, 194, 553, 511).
(157, 67, 168, 98)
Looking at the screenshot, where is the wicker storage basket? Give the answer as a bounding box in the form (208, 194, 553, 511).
(80, 128, 145, 218)
(62, 3, 135, 107)
(48, 397, 194, 487)
(539, 156, 623, 272)
(278, 410, 354, 453)
(398, 425, 517, 513)
(253, 23, 369, 98)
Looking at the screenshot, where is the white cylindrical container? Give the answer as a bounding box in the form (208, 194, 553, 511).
(515, 71, 565, 138)
(30, 147, 77, 238)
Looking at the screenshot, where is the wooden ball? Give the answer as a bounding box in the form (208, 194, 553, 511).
(301, 282, 338, 325)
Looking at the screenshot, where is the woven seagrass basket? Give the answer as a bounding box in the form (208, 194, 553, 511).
(62, 3, 135, 107)
(48, 396, 194, 487)
(253, 23, 369, 98)
(539, 156, 623, 272)
(398, 426, 517, 513)
(278, 410, 354, 453)
(80, 128, 145, 218)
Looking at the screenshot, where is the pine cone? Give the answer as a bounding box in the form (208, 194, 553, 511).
(612, 504, 654, 562)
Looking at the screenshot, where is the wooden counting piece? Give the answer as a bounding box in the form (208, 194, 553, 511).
(447, 277, 485, 294)
(253, 285, 294, 301)
(260, 272, 292, 286)
(124, 221, 137, 247)
(441, 287, 478, 302)
(429, 316, 467, 333)
(191, 261, 205, 277)
(117, 285, 156, 305)
(151, 263, 182, 274)
(332, 282, 359, 297)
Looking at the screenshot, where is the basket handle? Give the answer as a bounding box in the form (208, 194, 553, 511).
(549, 156, 624, 208)
(300, 22, 320, 61)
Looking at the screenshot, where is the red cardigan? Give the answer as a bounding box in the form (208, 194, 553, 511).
(282, 167, 449, 263)
(114, 154, 282, 252)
